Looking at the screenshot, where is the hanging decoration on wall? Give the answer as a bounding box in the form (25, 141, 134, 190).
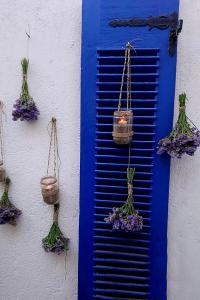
(42, 204, 69, 254)
(41, 118, 59, 205)
(12, 58, 40, 122)
(0, 102, 6, 182)
(41, 118, 69, 255)
(0, 177, 22, 226)
(105, 146, 143, 232)
(112, 42, 134, 145)
(157, 93, 200, 158)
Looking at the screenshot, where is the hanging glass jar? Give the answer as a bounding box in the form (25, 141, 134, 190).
(41, 118, 60, 205)
(0, 161, 5, 182)
(113, 110, 133, 144)
(112, 42, 134, 145)
(41, 176, 58, 205)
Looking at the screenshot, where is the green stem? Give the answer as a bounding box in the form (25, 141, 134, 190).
(127, 167, 135, 185)
(20, 58, 32, 102)
(0, 177, 12, 207)
(170, 93, 192, 138)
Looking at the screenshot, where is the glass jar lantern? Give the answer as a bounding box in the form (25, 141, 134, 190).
(40, 176, 59, 205)
(112, 110, 133, 144)
(0, 160, 6, 182)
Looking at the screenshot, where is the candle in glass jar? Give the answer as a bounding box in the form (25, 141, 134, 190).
(0, 160, 5, 182)
(40, 176, 59, 205)
(41, 176, 58, 196)
(112, 110, 133, 144)
(118, 117, 128, 126)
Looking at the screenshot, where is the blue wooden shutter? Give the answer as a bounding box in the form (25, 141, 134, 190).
(79, 1, 180, 299)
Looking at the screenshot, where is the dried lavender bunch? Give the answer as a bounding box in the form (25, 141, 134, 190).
(157, 93, 200, 158)
(0, 177, 22, 226)
(42, 204, 69, 255)
(12, 58, 40, 122)
(105, 168, 143, 232)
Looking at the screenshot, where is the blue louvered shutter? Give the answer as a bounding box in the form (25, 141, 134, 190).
(79, 1, 180, 299)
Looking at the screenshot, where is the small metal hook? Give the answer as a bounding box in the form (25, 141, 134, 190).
(26, 32, 31, 39)
(25, 24, 31, 39)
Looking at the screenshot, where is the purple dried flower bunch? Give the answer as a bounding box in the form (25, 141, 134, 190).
(42, 204, 69, 255)
(12, 58, 40, 121)
(157, 93, 200, 158)
(105, 168, 143, 232)
(0, 177, 22, 226)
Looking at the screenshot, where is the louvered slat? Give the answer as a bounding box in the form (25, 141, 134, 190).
(93, 48, 159, 299)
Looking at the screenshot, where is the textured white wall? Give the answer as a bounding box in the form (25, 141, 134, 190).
(168, 1, 200, 299)
(0, 1, 199, 300)
(0, 1, 81, 300)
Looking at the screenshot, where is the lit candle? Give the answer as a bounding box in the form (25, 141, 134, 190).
(45, 185, 54, 192)
(118, 117, 127, 126)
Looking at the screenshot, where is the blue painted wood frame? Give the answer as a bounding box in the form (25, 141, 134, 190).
(79, 1, 180, 299)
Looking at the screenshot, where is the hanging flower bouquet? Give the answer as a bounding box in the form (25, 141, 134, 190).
(157, 93, 200, 158)
(12, 58, 40, 121)
(105, 168, 143, 232)
(42, 204, 69, 255)
(0, 177, 22, 226)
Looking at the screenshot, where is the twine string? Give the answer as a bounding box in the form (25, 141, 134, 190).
(118, 48, 128, 111)
(46, 118, 61, 185)
(118, 42, 135, 111)
(179, 106, 186, 112)
(53, 203, 59, 223)
(186, 116, 199, 130)
(0, 101, 6, 164)
(127, 43, 132, 110)
(47, 120, 54, 176)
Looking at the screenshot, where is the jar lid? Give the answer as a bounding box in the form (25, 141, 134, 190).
(40, 176, 57, 185)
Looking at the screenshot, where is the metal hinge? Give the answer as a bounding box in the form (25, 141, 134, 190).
(109, 12, 183, 56)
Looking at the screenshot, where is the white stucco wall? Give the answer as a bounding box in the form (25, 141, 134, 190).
(0, 1, 199, 300)
(0, 1, 81, 300)
(168, 1, 200, 299)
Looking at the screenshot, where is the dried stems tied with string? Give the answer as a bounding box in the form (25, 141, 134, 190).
(105, 145, 143, 232)
(41, 118, 69, 255)
(112, 42, 134, 144)
(12, 58, 40, 121)
(0, 177, 22, 226)
(42, 204, 69, 255)
(157, 93, 200, 158)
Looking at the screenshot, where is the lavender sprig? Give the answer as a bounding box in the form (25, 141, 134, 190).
(0, 177, 22, 226)
(42, 204, 69, 255)
(12, 58, 40, 122)
(157, 93, 200, 158)
(105, 168, 143, 232)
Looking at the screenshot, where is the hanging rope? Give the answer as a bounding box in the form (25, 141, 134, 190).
(118, 42, 134, 111)
(0, 101, 6, 164)
(118, 47, 128, 111)
(127, 43, 132, 110)
(46, 117, 61, 183)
